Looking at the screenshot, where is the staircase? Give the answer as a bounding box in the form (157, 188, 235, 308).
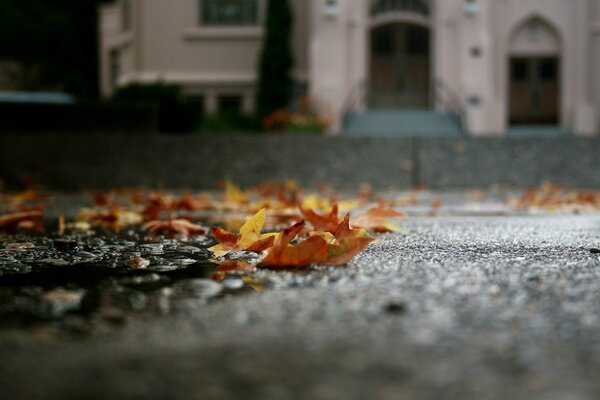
(343, 110, 464, 136)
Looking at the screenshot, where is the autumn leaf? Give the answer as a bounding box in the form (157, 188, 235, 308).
(143, 218, 206, 237)
(225, 180, 248, 204)
(208, 208, 276, 257)
(430, 197, 442, 210)
(300, 194, 333, 212)
(300, 204, 340, 233)
(326, 236, 374, 265)
(178, 193, 214, 211)
(326, 214, 375, 265)
(139, 193, 177, 221)
(93, 191, 113, 207)
(352, 206, 406, 233)
(260, 221, 329, 268)
(0, 209, 44, 232)
(260, 215, 374, 268)
(78, 207, 142, 230)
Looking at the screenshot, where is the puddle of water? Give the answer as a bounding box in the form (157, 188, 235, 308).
(0, 222, 272, 338)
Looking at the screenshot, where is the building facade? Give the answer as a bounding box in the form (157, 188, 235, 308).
(99, 0, 600, 136)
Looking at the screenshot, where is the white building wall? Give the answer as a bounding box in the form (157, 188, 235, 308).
(492, 0, 598, 135)
(100, 0, 309, 115)
(99, 0, 600, 136)
(309, 0, 353, 131)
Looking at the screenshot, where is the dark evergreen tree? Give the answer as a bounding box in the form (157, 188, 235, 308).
(256, 0, 294, 122)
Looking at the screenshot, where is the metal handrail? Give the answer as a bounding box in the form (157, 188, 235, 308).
(342, 80, 368, 114)
(433, 78, 466, 133)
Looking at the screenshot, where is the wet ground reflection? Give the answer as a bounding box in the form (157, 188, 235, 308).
(0, 228, 271, 338)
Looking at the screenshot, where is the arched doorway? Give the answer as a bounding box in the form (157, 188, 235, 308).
(368, 0, 431, 109)
(508, 17, 561, 125)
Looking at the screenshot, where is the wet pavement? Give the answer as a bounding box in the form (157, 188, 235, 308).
(1, 194, 600, 399)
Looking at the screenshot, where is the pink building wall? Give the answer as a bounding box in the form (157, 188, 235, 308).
(99, 0, 600, 136)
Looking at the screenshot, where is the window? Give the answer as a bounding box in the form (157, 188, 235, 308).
(371, 0, 430, 18)
(200, 0, 260, 26)
(511, 59, 528, 82)
(109, 50, 120, 87)
(539, 59, 557, 81)
(406, 25, 429, 56)
(372, 25, 395, 56)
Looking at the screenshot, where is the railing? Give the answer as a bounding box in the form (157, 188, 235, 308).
(342, 80, 369, 114)
(432, 78, 466, 132)
(342, 78, 467, 132)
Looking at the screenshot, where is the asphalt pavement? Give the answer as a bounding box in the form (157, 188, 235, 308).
(1, 210, 600, 399)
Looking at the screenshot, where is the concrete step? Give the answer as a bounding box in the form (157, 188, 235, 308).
(343, 110, 464, 136)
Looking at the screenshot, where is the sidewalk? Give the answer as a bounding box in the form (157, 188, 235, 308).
(1, 211, 599, 399)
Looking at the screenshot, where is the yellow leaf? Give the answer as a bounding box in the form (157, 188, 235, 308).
(224, 180, 248, 204)
(208, 208, 276, 257)
(237, 208, 267, 248)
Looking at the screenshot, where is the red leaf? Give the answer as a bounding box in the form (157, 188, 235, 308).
(300, 204, 339, 233)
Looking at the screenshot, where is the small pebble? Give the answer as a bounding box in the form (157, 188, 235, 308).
(384, 302, 407, 315)
(53, 239, 79, 252)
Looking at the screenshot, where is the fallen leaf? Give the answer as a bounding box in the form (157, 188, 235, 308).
(353, 206, 406, 233)
(300, 204, 340, 233)
(208, 208, 276, 257)
(93, 191, 113, 207)
(325, 214, 375, 264)
(326, 235, 374, 265)
(300, 194, 332, 212)
(77, 207, 142, 230)
(0, 209, 44, 232)
(178, 193, 213, 211)
(260, 221, 329, 268)
(143, 218, 206, 237)
(260, 215, 374, 268)
(224, 180, 248, 205)
(430, 197, 442, 209)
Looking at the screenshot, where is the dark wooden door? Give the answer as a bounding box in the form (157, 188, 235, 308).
(369, 24, 430, 109)
(509, 57, 560, 125)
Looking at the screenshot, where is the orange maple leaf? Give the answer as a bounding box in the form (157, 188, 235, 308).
(300, 204, 340, 233)
(260, 221, 329, 268)
(326, 214, 375, 264)
(261, 215, 375, 268)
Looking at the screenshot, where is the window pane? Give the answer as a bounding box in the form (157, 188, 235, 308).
(372, 25, 395, 56)
(371, 0, 429, 17)
(539, 59, 557, 81)
(201, 0, 259, 26)
(511, 60, 528, 82)
(406, 25, 429, 55)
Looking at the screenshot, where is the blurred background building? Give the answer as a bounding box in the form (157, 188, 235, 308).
(99, 0, 600, 136)
(2, 0, 599, 136)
